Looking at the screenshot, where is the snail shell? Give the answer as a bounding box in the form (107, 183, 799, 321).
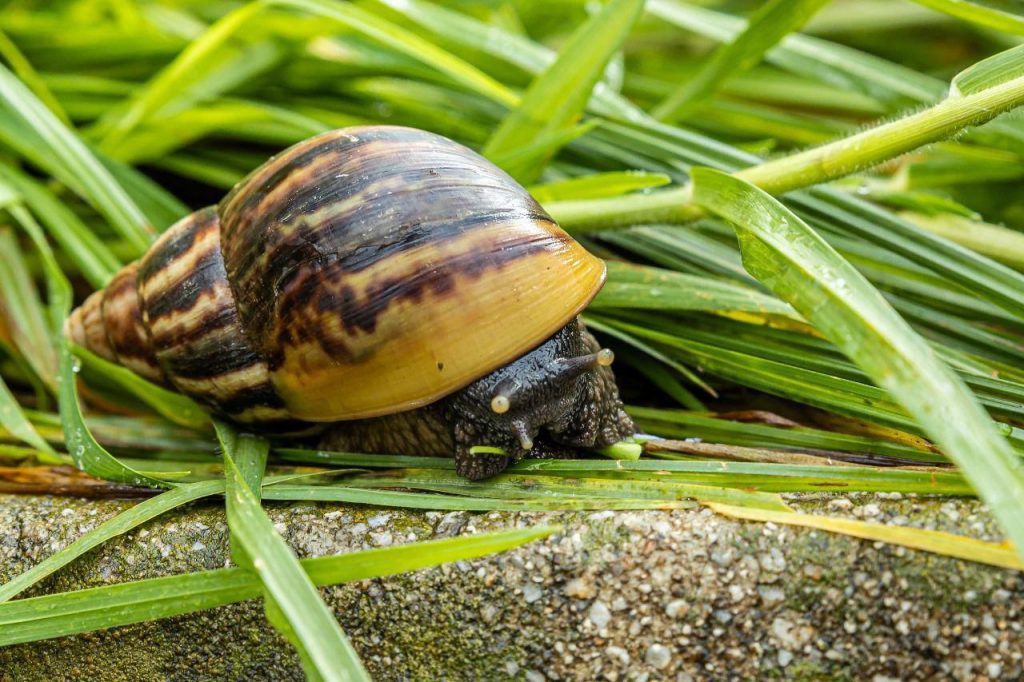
(67, 126, 606, 424)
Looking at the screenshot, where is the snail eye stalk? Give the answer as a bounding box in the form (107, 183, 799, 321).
(490, 394, 511, 414)
(550, 348, 616, 383)
(512, 421, 534, 450)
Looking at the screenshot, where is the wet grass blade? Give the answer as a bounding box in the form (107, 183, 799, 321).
(272, 449, 969, 494)
(691, 168, 1024, 560)
(14, 410, 216, 455)
(0, 525, 558, 647)
(594, 262, 799, 318)
(0, 479, 225, 603)
(0, 183, 171, 485)
(217, 421, 370, 682)
(59, 340, 174, 488)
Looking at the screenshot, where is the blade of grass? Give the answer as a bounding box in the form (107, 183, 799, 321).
(0, 28, 69, 125)
(72, 345, 209, 430)
(899, 212, 1024, 272)
(0, 228, 57, 391)
(221, 423, 329, 681)
(217, 420, 370, 682)
(93, 3, 275, 152)
(274, 449, 454, 470)
(274, 0, 517, 106)
(16, 410, 216, 454)
(0, 374, 60, 465)
(691, 168, 1024, 560)
(488, 119, 601, 180)
(647, 0, 943, 104)
(908, 0, 1024, 34)
(344, 468, 794, 511)
(0, 173, 182, 485)
(653, 0, 831, 122)
(952, 43, 1024, 96)
(628, 406, 941, 462)
(482, 0, 644, 183)
(707, 502, 1022, 570)
(508, 459, 971, 494)
(0, 63, 152, 253)
(0, 479, 225, 603)
(60, 340, 174, 487)
(18, 229, 175, 486)
(594, 262, 800, 318)
(263, 485, 695, 511)
(0, 166, 120, 288)
(0, 524, 559, 647)
(529, 171, 670, 203)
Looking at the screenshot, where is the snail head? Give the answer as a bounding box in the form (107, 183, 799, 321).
(448, 319, 614, 456)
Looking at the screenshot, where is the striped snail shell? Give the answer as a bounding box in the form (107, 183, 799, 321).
(66, 126, 609, 428)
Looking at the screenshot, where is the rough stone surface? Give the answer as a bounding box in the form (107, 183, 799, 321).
(0, 492, 1022, 681)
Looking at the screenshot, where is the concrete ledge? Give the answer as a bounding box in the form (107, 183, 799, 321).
(0, 493, 1021, 681)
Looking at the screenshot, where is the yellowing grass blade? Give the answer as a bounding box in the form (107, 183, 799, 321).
(707, 502, 1023, 571)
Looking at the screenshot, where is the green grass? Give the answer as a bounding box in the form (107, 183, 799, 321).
(2, 0, 1024, 676)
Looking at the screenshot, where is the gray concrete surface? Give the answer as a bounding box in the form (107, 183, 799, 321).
(0, 492, 1021, 681)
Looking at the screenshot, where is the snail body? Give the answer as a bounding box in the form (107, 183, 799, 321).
(67, 126, 633, 479)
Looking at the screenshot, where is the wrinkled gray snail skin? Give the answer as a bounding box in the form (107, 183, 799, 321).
(65, 125, 634, 479)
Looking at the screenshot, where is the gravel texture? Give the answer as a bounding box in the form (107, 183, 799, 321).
(0, 492, 1021, 681)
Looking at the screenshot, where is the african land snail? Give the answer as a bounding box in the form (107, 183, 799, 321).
(66, 126, 634, 479)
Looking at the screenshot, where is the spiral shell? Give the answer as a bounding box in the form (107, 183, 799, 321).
(67, 126, 606, 423)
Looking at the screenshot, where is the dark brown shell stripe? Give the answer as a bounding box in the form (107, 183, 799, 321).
(279, 226, 562, 342)
(99, 263, 164, 383)
(217, 125, 562, 369)
(135, 208, 291, 424)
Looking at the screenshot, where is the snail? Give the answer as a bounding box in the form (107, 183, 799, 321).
(66, 126, 634, 479)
